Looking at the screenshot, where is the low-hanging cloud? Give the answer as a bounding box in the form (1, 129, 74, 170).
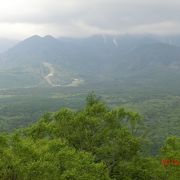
(0, 0, 180, 39)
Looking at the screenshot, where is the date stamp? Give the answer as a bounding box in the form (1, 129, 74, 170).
(161, 159, 180, 166)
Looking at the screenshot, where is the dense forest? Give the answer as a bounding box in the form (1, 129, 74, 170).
(1, 0, 180, 179)
(0, 93, 179, 179)
(0, 83, 180, 156)
(1, 34, 180, 159)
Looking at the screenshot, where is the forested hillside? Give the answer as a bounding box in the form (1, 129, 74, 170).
(0, 35, 180, 155)
(1, 0, 180, 179)
(0, 35, 179, 179)
(0, 93, 179, 179)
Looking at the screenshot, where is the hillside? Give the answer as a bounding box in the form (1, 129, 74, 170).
(0, 95, 179, 179)
(0, 38, 18, 53)
(1, 35, 180, 88)
(0, 35, 180, 156)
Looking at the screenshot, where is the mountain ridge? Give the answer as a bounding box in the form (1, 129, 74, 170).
(1, 34, 180, 88)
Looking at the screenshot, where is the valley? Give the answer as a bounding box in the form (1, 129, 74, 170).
(1, 0, 180, 178)
(0, 34, 180, 155)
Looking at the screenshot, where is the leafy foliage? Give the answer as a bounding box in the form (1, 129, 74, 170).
(0, 94, 179, 179)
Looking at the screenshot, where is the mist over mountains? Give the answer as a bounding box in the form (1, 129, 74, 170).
(0, 34, 180, 89)
(0, 38, 18, 53)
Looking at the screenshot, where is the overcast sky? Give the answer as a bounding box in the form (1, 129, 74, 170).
(0, 0, 179, 39)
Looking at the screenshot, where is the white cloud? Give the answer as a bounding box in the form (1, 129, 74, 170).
(0, 0, 179, 39)
(128, 21, 180, 35)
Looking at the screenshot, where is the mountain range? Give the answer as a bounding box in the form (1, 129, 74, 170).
(0, 34, 180, 89)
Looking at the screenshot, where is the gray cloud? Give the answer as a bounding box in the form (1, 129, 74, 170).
(0, 0, 180, 39)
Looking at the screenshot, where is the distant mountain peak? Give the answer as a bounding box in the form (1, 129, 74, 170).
(20, 35, 42, 45)
(22, 35, 57, 43)
(43, 35, 56, 39)
(26, 35, 42, 40)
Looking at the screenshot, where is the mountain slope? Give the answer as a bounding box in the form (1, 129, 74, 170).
(1, 35, 180, 88)
(0, 38, 18, 53)
(0, 35, 82, 88)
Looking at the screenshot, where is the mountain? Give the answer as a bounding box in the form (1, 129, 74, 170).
(1, 34, 180, 89)
(1, 35, 62, 67)
(112, 42, 180, 87)
(0, 35, 81, 88)
(0, 38, 18, 53)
